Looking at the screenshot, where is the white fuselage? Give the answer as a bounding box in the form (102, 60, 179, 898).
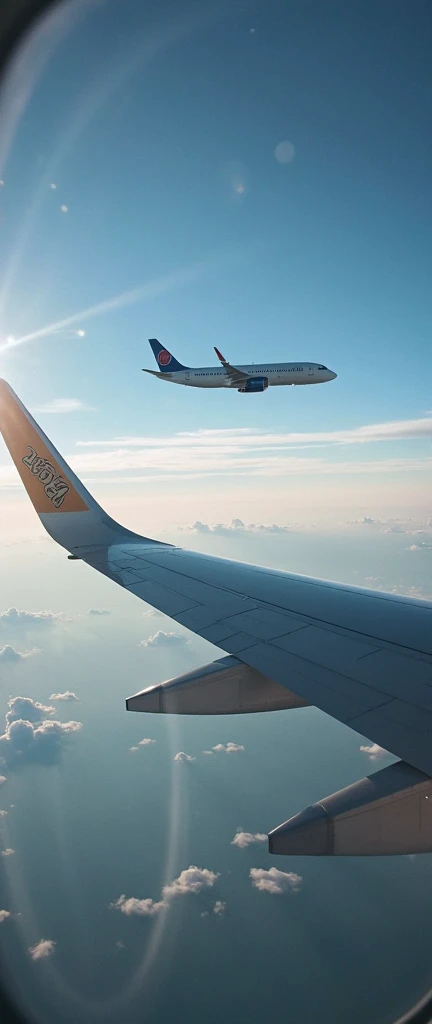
(154, 362, 337, 389)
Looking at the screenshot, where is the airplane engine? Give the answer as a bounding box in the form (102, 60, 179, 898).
(238, 376, 269, 393)
(269, 761, 432, 855)
(126, 655, 309, 715)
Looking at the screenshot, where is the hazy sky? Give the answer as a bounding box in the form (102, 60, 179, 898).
(0, 0, 431, 1021)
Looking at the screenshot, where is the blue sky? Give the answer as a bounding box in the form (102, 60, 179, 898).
(0, 0, 432, 1021)
(0, 0, 431, 534)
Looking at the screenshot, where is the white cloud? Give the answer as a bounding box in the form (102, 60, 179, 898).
(0, 777, 6, 788)
(407, 542, 432, 551)
(250, 867, 302, 895)
(49, 182, 56, 189)
(88, 608, 110, 616)
(6, 697, 55, 726)
(359, 743, 388, 761)
(347, 516, 432, 536)
(139, 630, 188, 648)
(213, 900, 226, 916)
(274, 140, 296, 164)
(0, 806, 7, 812)
(0, 697, 82, 769)
(0, 910, 11, 923)
(29, 939, 56, 960)
(130, 738, 156, 753)
(111, 866, 218, 919)
(210, 742, 244, 754)
(110, 895, 166, 917)
(9, 415, 414, 489)
(173, 751, 196, 763)
(77, 417, 432, 452)
(34, 398, 95, 414)
(162, 866, 219, 900)
(0, 608, 68, 629)
(1, 848, 15, 857)
(60, 204, 68, 213)
(49, 691, 79, 702)
(188, 519, 290, 535)
(232, 831, 267, 848)
(0, 645, 39, 663)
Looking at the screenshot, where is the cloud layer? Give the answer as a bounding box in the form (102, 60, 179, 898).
(47, 417, 432, 486)
(188, 519, 290, 536)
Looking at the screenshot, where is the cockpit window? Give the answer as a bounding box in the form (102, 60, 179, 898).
(318, 365, 328, 370)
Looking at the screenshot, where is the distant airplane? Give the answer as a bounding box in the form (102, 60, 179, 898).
(143, 338, 337, 393)
(1, 378, 431, 858)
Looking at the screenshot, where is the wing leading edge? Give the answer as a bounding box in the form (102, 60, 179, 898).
(1, 377, 432, 855)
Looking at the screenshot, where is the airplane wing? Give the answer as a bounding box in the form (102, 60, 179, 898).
(214, 346, 249, 386)
(1, 377, 432, 856)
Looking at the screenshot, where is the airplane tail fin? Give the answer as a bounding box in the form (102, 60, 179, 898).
(0, 379, 145, 553)
(148, 338, 187, 373)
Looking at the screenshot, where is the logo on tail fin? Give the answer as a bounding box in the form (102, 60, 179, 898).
(22, 447, 70, 508)
(157, 349, 172, 367)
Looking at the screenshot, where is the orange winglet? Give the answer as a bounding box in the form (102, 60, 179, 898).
(0, 380, 89, 514)
(214, 347, 226, 363)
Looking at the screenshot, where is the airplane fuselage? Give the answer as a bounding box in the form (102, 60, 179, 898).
(151, 362, 337, 389)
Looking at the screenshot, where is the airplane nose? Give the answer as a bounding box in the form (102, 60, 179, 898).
(329, 370, 337, 381)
